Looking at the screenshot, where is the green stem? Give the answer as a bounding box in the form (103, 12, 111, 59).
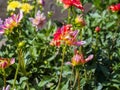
(35, 0, 38, 15)
(13, 60, 20, 89)
(3, 69, 6, 88)
(94, 33, 98, 60)
(13, 49, 23, 89)
(71, 7, 76, 18)
(72, 69, 79, 90)
(19, 49, 30, 90)
(83, 64, 87, 80)
(56, 45, 67, 90)
(77, 70, 80, 90)
(68, 8, 71, 23)
(26, 80, 30, 90)
(79, 28, 83, 53)
(70, 66, 74, 88)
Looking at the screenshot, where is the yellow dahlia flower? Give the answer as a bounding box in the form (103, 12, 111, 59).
(20, 3, 33, 13)
(7, 1, 21, 11)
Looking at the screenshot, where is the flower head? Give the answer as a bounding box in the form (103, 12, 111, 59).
(2, 11, 23, 33)
(71, 50, 93, 66)
(20, 3, 33, 13)
(95, 26, 100, 32)
(50, 24, 86, 47)
(109, 3, 120, 12)
(61, 0, 84, 11)
(7, 1, 21, 11)
(75, 15, 86, 27)
(0, 58, 15, 69)
(29, 11, 46, 30)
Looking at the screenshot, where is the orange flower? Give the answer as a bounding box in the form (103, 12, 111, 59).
(61, 0, 84, 11)
(50, 24, 86, 47)
(50, 24, 72, 46)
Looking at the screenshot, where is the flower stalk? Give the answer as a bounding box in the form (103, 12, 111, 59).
(13, 50, 20, 89)
(56, 45, 67, 90)
(72, 68, 80, 90)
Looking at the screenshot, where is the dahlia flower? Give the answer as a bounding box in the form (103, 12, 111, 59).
(60, 0, 84, 11)
(2, 11, 23, 33)
(109, 3, 120, 12)
(29, 10, 46, 30)
(0, 58, 15, 69)
(71, 50, 93, 66)
(50, 24, 86, 47)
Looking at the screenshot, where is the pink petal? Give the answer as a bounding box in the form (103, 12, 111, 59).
(5, 85, 10, 90)
(0, 29, 4, 34)
(65, 62, 72, 65)
(10, 58, 15, 65)
(85, 54, 94, 62)
(72, 30, 79, 38)
(73, 41, 86, 46)
(17, 10, 23, 22)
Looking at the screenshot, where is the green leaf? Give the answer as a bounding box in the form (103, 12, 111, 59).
(19, 77, 28, 84)
(99, 65, 110, 77)
(106, 21, 116, 29)
(61, 81, 69, 90)
(47, 51, 59, 61)
(38, 76, 54, 87)
(7, 79, 18, 85)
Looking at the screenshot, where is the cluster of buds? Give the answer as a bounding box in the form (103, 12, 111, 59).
(109, 3, 120, 12)
(50, 24, 86, 47)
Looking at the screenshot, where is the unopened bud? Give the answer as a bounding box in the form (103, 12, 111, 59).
(75, 15, 86, 27)
(18, 41, 25, 48)
(95, 26, 100, 32)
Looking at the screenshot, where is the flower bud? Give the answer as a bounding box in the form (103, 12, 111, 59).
(18, 41, 25, 48)
(75, 15, 86, 27)
(71, 50, 93, 66)
(37, 0, 45, 6)
(95, 26, 100, 32)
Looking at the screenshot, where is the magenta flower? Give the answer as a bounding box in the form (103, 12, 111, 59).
(29, 10, 46, 31)
(2, 11, 23, 33)
(0, 58, 15, 69)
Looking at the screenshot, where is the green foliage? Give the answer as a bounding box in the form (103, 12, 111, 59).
(0, 0, 120, 89)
